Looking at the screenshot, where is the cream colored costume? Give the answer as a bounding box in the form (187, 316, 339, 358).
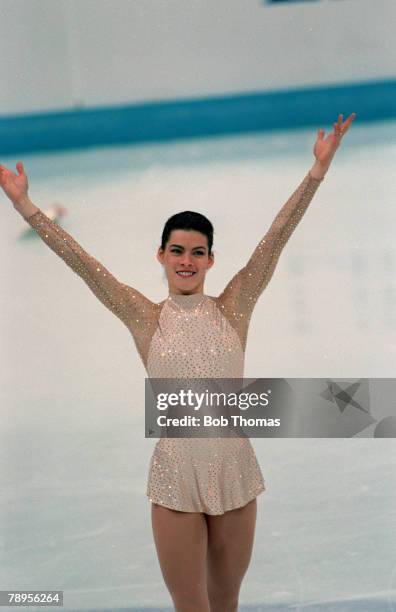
(25, 171, 323, 514)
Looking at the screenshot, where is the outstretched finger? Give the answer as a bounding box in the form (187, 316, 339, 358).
(333, 121, 343, 139)
(16, 161, 25, 175)
(342, 112, 356, 133)
(0, 165, 10, 179)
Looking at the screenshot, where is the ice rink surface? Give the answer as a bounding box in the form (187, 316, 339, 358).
(1, 119, 396, 610)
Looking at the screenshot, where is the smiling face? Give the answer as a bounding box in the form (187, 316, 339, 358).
(157, 229, 214, 295)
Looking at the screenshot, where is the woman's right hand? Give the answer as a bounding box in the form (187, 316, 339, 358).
(0, 161, 29, 206)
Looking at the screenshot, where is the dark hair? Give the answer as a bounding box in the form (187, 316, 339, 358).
(160, 211, 214, 255)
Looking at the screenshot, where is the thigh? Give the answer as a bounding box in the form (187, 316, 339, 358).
(151, 503, 208, 595)
(206, 498, 257, 588)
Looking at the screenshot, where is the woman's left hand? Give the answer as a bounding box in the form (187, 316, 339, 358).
(314, 113, 356, 169)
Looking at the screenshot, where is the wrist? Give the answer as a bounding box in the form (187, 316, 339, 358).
(13, 194, 39, 219)
(310, 160, 329, 180)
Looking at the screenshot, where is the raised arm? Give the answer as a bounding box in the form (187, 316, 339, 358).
(217, 170, 323, 316)
(217, 112, 356, 346)
(0, 162, 155, 332)
(25, 207, 154, 328)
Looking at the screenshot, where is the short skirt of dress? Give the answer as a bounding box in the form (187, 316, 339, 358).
(146, 437, 265, 515)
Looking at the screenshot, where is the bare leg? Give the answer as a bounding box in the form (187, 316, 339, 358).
(205, 498, 257, 612)
(151, 503, 211, 612)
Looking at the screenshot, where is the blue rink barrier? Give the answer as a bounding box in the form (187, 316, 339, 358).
(1, 78, 395, 156)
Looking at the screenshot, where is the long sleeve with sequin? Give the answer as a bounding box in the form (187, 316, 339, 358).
(24, 209, 157, 337)
(217, 171, 324, 346)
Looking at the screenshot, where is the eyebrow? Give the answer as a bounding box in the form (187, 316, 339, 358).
(169, 244, 207, 251)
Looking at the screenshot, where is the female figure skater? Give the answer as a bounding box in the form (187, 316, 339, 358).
(1, 112, 355, 612)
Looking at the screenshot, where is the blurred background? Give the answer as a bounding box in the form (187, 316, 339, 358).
(1, 0, 396, 610)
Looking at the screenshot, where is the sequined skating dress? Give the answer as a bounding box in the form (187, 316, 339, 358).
(25, 171, 323, 515)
